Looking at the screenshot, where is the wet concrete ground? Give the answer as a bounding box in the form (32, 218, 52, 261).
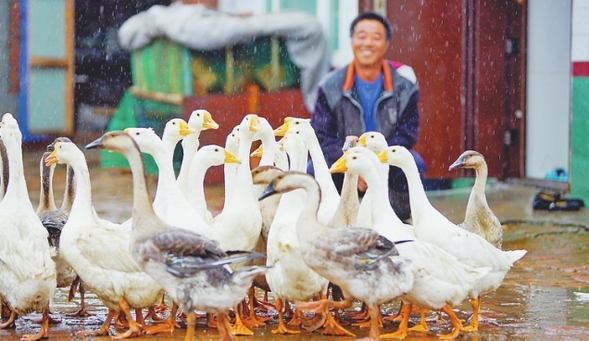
(2, 144, 589, 340)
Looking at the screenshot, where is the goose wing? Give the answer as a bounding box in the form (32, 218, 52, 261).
(325, 227, 399, 269)
(149, 228, 264, 277)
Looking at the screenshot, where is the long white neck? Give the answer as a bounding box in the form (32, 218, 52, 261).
(397, 159, 434, 227)
(187, 153, 214, 220)
(68, 155, 97, 221)
(361, 165, 414, 239)
(146, 143, 180, 211)
(4, 140, 33, 209)
(259, 135, 276, 167)
(177, 133, 200, 196)
(306, 134, 340, 200)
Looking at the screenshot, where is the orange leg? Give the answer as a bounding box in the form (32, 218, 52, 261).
(272, 298, 300, 334)
(352, 304, 383, 328)
(229, 304, 253, 336)
(20, 308, 50, 341)
(380, 302, 412, 339)
(77, 308, 116, 337)
(407, 306, 429, 332)
(184, 311, 196, 341)
(438, 304, 463, 339)
(217, 312, 234, 341)
(111, 298, 142, 339)
(461, 296, 480, 332)
(241, 287, 268, 327)
(297, 297, 356, 337)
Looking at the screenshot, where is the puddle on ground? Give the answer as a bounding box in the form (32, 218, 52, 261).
(2, 223, 589, 340)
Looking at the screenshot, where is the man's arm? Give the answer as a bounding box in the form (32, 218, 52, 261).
(388, 90, 420, 149)
(310, 87, 344, 166)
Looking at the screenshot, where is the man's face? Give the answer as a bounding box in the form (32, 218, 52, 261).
(351, 19, 389, 68)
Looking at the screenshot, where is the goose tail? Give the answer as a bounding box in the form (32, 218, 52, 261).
(505, 249, 527, 264)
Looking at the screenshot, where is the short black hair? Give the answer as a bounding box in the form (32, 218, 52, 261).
(350, 11, 392, 42)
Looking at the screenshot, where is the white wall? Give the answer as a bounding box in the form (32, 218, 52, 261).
(572, 0, 589, 62)
(526, 0, 572, 179)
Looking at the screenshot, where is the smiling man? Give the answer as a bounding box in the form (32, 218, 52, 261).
(310, 11, 426, 222)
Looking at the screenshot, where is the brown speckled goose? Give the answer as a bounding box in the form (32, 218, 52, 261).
(449, 150, 503, 249)
(259, 171, 414, 341)
(86, 131, 268, 341)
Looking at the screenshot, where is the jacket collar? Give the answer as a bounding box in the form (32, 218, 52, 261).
(343, 60, 394, 92)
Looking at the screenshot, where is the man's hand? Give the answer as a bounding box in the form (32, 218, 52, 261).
(357, 176, 368, 192)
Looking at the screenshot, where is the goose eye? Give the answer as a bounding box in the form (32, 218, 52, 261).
(135, 132, 140, 136)
(352, 156, 357, 160)
(296, 131, 300, 134)
(172, 122, 176, 125)
(215, 148, 219, 152)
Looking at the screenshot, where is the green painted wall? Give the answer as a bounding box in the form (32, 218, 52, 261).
(570, 77, 589, 202)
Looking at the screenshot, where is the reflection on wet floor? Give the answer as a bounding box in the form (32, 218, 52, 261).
(2, 149, 589, 340)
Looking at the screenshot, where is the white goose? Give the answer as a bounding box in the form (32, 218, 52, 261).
(380, 145, 527, 332)
(176, 109, 219, 199)
(253, 130, 331, 335)
(211, 114, 263, 334)
(331, 147, 491, 339)
(449, 150, 503, 249)
(0, 113, 57, 341)
(46, 137, 164, 338)
(274, 117, 340, 225)
(85, 130, 268, 341)
(259, 171, 414, 340)
(124, 126, 215, 238)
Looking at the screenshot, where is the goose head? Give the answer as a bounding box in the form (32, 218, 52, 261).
(195, 145, 240, 167)
(162, 118, 195, 144)
(359, 131, 388, 154)
(274, 116, 312, 137)
(448, 150, 486, 171)
(378, 146, 414, 168)
(124, 127, 162, 156)
(0, 113, 22, 147)
(188, 109, 219, 132)
(85, 131, 139, 157)
(258, 171, 314, 201)
(329, 147, 377, 176)
(238, 114, 260, 140)
(45, 137, 78, 166)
